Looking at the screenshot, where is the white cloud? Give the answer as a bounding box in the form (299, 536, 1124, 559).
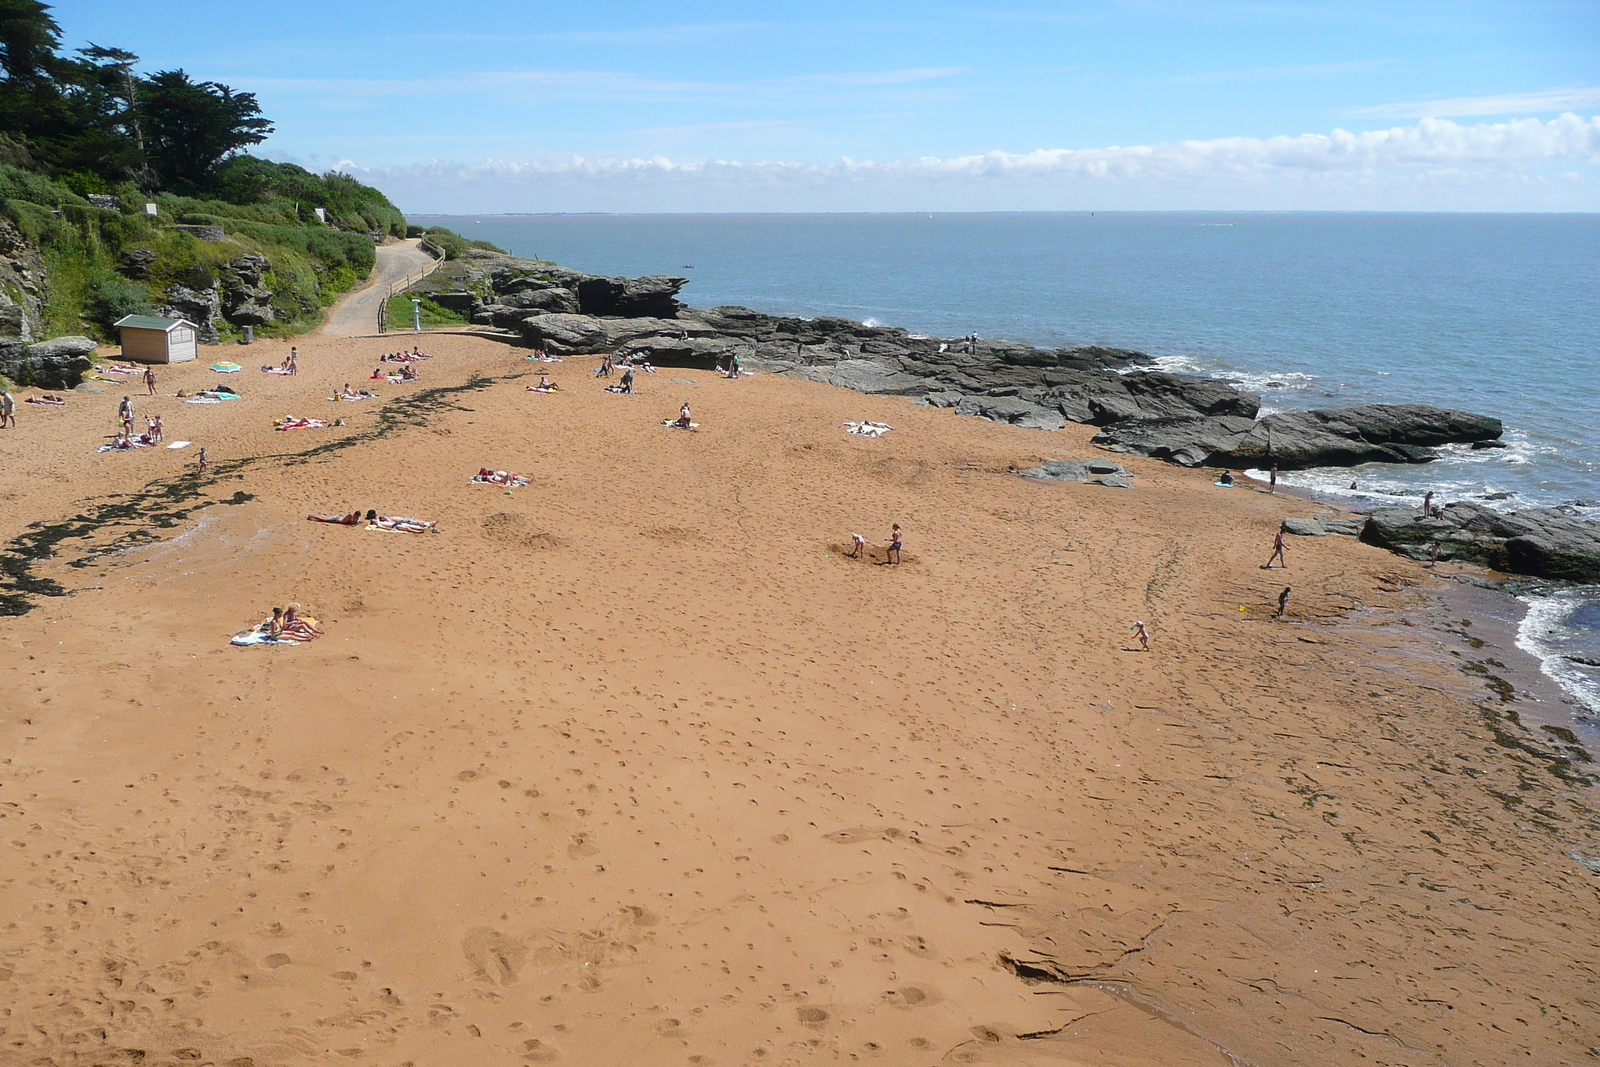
(323, 115, 1600, 213)
(1343, 87, 1600, 119)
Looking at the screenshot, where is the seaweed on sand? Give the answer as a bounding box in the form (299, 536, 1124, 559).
(0, 373, 505, 616)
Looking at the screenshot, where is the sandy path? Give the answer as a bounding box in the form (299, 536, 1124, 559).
(320, 238, 438, 337)
(0, 336, 1596, 1067)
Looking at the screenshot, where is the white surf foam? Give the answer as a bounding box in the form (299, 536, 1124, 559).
(1515, 592, 1600, 717)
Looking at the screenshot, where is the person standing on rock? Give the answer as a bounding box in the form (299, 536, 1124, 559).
(1276, 587, 1291, 618)
(1423, 490, 1434, 514)
(1263, 527, 1287, 569)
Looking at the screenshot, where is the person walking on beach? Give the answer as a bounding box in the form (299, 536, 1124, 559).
(196, 446, 208, 477)
(1263, 528, 1287, 569)
(886, 523, 903, 564)
(0, 389, 14, 429)
(849, 532, 866, 559)
(1269, 464, 1278, 493)
(1130, 620, 1150, 650)
(1276, 586, 1291, 618)
(144, 365, 156, 396)
(620, 366, 635, 394)
(1429, 541, 1441, 567)
(118, 395, 134, 433)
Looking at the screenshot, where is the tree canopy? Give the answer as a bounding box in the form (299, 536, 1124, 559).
(0, 1, 276, 192)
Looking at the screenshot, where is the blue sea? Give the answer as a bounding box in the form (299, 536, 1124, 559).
(413, 212, 1600, 718)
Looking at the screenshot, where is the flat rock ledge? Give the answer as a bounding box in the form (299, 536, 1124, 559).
(1017, 459, 1135, 488)
(1360, 502, 1600, 582)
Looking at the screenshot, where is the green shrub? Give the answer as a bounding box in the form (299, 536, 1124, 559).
(86, 273, 151, 330)
(422, 226, 505, 260)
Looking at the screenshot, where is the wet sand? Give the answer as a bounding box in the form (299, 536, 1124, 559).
(1, 333, 1597, 1067)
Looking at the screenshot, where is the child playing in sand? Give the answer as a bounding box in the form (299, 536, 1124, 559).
(849, 532, 866, 558)
(887, 523, 903, 564)
(1276, 586, 1291, 618)
(1130, 621, 1150, 650)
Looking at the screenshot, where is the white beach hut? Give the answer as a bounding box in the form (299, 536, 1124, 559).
(114, 314, 199, 364)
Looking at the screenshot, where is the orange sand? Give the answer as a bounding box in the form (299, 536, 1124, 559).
(1, 332, 1596, 1067)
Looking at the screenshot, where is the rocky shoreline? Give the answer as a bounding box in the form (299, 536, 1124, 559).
(419, 247, 1600, 582)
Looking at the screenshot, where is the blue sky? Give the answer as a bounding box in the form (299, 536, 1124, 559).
(56, 1, 1600, 211)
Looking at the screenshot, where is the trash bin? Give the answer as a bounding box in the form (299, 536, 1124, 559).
(242, 325, 255, 344)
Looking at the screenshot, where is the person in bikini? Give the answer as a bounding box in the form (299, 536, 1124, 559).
(675, 401, 692, 428)
(1263, 527, 1287, 569)
(282, 603, 323, 639)
(308, 510, 363, 525)
(886, 523, 903, 564)
(144, 365, 157, 396)
(538, 375, 558, 391)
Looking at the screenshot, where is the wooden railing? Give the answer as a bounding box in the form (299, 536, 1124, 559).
(377, 242, 446, 333)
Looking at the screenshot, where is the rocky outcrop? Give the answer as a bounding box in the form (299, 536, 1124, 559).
(1016, 458, 1134, 486)
(1281, 515, 1365, 537)
(154, 284, 222, 345)
(1093, 404, 1502, 470)
(218, 253, 276, 326)
(0, 335, 97, 388)
(0, 217, 45, 347)
(1361, 502, 1600, 581)
(452, 250, 1503, 462)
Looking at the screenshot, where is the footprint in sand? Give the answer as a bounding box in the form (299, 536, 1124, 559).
(461, 927, 528, 986)
(822, 826, 904, 844)
(522, 1038, 559, 1061)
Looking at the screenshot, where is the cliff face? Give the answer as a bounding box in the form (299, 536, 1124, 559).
(0, 216, 46, 347)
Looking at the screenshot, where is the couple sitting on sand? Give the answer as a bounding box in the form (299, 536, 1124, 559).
(308, 509, 436, 532)
(266, 603, 322, 641)
(371, 364, 418, 382)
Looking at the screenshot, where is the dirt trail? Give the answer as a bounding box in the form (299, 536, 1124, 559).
(320, 237, 437, 337)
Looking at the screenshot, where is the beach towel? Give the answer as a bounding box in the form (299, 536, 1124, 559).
(211, 361, 242, 373)
(100, 362, 142, 374)
(470, 469, 529, 487)
(526, 386, 559, 393)
(366, 517, 437, 533)
(274, 417, 328, 430)
(524, 354, 563, 362)
(1213, 480, 1234, 488)
(329, 392, 377, 402)
(603, 385, 637, 394)
(24, 396, 65, 406)
(660, 419, 699, 430)
(845, 421, 894, 437)
(96, 439, 149, 452)
(231, 626, 298, 647)
(261, 366, 293, 375)
(167, 440, 192, 449)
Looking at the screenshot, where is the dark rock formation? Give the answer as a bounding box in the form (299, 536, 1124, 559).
(219, 253, 276, 326)
(1361, 502, 1600, 581)
(0, 217, 45, 347)
(1281, 516, 1365, 537)
(154, 285, 222, 345)
(1016, 459, 1134, 486)
(0, 335, 97, 388)
(1094, 404, 1502, 470)
(1217, 405, 1503, 469)
(118, 246, 157, 279)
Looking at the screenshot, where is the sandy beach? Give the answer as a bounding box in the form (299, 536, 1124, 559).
(1, 331, 1596, 1067)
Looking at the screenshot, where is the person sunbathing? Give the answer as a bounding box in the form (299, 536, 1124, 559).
(282, 603, 322, 639)
(26, 394, 66, 405)
(478, 468, 521, 486)
(308, 510, 363, 525)
(374, 514, 437, 532)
